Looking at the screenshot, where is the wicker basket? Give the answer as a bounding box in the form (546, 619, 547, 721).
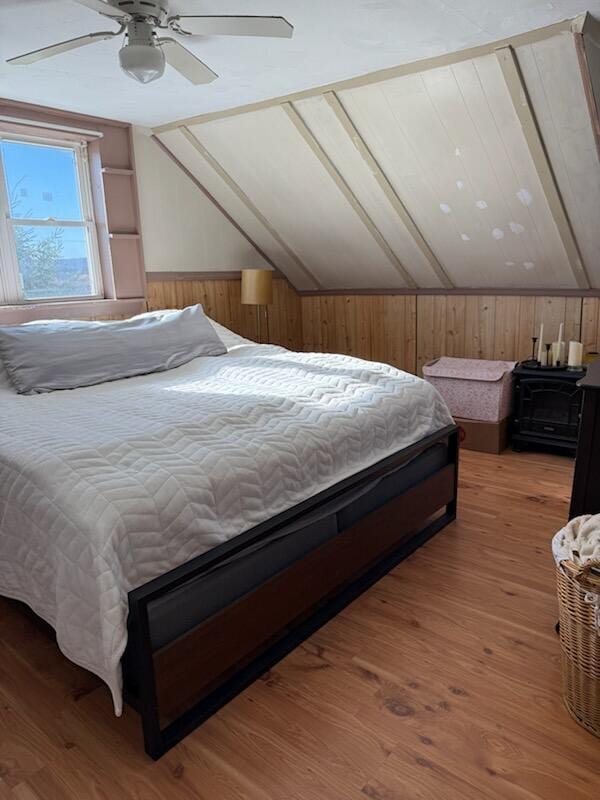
(556, 559, 600, 737)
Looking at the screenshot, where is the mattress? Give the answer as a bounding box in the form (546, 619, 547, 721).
(0, 325, 453, 713)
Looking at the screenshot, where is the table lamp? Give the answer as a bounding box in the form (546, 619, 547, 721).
(241, 269, 273, 343)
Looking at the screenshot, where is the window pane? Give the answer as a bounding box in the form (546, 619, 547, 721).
(1, 140, 84, 222)
(13, 225, 96, 300)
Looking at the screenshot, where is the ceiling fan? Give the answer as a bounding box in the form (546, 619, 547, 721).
(7, 0, 294, 85)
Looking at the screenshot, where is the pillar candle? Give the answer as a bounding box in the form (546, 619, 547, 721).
(568, 341, 583, 368)
(537, 324, 544, 363)
(558, 341, 567, 365)
(551, 341, 566, 366)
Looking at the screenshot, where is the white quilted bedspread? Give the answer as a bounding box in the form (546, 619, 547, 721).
(0, 340, 452, 713)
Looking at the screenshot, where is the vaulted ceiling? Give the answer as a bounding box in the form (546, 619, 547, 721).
(155, 15, 600, 291)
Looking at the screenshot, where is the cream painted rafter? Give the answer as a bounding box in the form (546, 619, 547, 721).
(323, 92, 453, 289)
(283, 101, 417, 288)
(495, 45, 590, 290)
(153, 17, 583, 134)
(178, 126, 322, 290)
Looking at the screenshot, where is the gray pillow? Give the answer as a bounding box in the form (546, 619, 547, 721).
(0, 304, 226, 394)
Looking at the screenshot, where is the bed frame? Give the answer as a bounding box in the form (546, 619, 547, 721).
(123, 424, 459, 759)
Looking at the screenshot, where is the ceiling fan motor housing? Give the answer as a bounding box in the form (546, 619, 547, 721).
(124, 19, 158, 47)
(110, 0, 168, 24)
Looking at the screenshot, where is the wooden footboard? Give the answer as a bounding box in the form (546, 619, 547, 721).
(125, 425, 459, 758)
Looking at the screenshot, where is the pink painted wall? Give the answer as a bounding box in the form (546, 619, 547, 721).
(0, 98, 146, 322)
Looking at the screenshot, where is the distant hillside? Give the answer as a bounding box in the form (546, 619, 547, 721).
(54, 257, 88, 274)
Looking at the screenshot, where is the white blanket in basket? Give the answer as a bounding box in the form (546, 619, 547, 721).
(552, 514, 600, 564)
(553, 514, 600, 632)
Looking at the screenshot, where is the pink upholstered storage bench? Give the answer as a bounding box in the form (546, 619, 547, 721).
(423, 357, 517, 453)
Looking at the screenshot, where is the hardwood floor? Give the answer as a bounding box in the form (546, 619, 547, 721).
(1, 448, 599, 799)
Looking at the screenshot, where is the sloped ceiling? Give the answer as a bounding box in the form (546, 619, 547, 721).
(154, 16, 600, 291)
(133, 129, 269, 272)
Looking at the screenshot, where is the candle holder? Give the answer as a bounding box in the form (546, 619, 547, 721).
(531, 336, 538, 363)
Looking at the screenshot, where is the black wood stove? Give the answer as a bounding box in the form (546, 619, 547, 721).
(512, 364, 586, 454)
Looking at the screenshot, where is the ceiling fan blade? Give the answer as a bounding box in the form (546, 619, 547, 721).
(71, 0, 131, 20)
(170, 15, 293, 39)
(7, 31, 119, 65)
(159, 38, 218, 85)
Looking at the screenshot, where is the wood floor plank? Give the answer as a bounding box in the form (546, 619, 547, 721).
(0, 448, 598, 799)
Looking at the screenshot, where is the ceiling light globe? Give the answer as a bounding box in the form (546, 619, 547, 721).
(119, 44, 165, 84)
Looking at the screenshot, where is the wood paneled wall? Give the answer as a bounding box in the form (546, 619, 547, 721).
(415, 295, 583, 372)
(301, 295, 417, 372)
(582, 297, 600, 355)
(146, 275, 302, 350)
(145, 276, 600, 375)
(301, 293, 594, 374)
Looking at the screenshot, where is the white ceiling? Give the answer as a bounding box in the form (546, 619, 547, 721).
(0, 0, 598, 127)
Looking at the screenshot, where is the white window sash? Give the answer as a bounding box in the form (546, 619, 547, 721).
(0, 150, 21, 303)
(0, 134, 103, 305)
(10, 218, 88, 228)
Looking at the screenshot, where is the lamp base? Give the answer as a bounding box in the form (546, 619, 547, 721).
(255, 305, 270, 344)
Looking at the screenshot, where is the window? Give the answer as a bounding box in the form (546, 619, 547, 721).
(0, 134, 103, 304)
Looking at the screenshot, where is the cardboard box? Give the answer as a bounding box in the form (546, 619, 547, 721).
(455, 416, 510, 454)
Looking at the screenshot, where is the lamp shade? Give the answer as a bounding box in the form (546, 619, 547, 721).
(241, 269, 273, 305)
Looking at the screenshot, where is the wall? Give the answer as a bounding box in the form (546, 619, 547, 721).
(301, 294, 417, 372)
(133, 129, 269, 274)
(301, 292, 598, 374)
(414, 294, 584, 372)
(0, 97, 145, 323)
(146, 274, 302, 351)
(145, 274, 600, 375)
(582, 298, 600, 355)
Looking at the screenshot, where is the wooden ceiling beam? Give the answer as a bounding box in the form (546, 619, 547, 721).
(324, 91, 453, 290)
(282, 101, 417, 289)
(495, 45, 590, 290)
(178, 126, 322, 290)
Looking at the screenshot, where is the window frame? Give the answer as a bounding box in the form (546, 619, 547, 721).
(0, 131, 103, 305)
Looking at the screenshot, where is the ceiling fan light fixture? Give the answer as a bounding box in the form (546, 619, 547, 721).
(119, 42, 165, 83)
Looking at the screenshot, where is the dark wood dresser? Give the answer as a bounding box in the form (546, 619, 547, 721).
(570, 360, 600, 517)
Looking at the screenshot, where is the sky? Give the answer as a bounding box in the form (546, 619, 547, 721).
(1, 139, 86, 259)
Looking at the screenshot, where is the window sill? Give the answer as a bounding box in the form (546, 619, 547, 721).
(0, 298, 146, 325)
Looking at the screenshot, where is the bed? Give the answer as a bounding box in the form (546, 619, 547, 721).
(0, 318, 458, 758)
